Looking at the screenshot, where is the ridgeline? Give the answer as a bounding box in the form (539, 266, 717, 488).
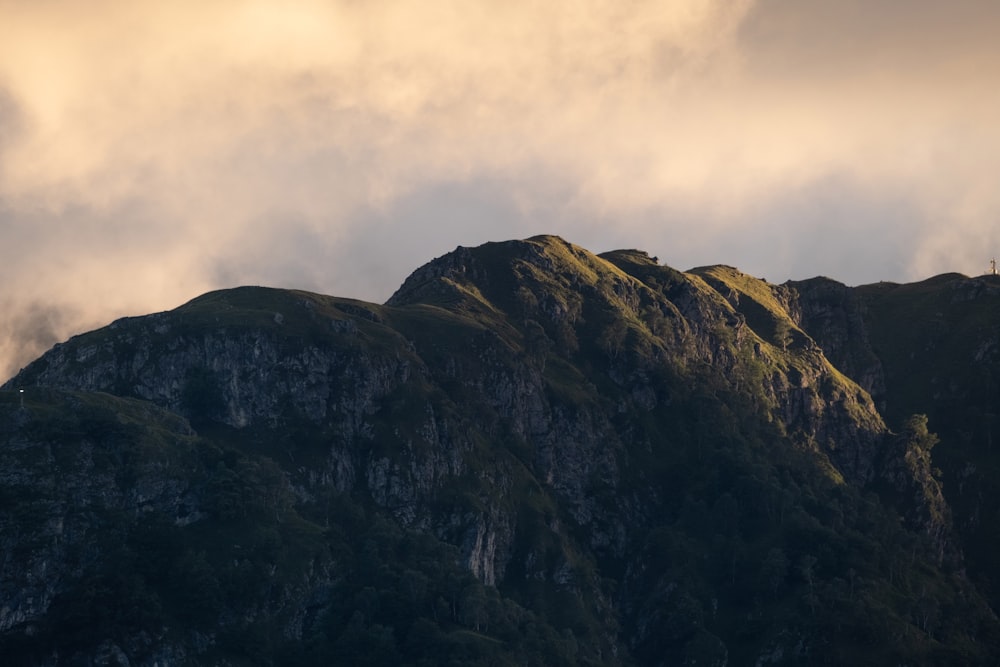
(3, 235, 1000, 665)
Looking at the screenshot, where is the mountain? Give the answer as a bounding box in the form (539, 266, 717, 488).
(2, 234, 999, 665)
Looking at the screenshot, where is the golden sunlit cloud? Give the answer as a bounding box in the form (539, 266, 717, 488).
(2, 0, 1000, 379)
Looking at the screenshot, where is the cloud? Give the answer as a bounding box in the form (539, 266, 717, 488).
(1, 0, 1000, 379)
(0, 298, 82, 383)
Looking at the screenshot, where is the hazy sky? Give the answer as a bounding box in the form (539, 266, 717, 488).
(3, 0, 1000, 380)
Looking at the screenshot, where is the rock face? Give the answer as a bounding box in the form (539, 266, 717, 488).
(2, 235, 999, 665)
(0, 391, 207, 664)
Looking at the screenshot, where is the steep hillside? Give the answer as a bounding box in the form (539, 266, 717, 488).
(3, 236, 998, 665)
(792, 272, 1000, 617)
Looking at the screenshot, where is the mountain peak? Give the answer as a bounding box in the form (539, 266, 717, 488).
(385, 235, 628, 312)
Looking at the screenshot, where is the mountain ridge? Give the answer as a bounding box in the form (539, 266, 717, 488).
(3, 234, 999, 665)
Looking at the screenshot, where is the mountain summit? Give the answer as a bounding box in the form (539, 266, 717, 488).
(3, 235, 999, 665)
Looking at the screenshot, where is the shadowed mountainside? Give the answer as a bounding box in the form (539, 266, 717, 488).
(3, 235, 999, 665)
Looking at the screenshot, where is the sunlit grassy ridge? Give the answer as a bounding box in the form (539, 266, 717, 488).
(687, 264, 885, 435)
(688, 265, 803, 349)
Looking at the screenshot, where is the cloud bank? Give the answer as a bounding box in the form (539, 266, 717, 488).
(2, 0, 1000, 380)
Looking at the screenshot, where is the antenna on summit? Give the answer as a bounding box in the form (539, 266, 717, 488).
(991, 259, 998, 276)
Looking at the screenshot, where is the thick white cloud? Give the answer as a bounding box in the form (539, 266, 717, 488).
(2, 0, 1000, 379)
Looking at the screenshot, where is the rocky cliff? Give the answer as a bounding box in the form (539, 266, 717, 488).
(2, 235, 998, 665)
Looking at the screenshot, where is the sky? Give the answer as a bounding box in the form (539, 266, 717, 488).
(2, 0, 1000, 381)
